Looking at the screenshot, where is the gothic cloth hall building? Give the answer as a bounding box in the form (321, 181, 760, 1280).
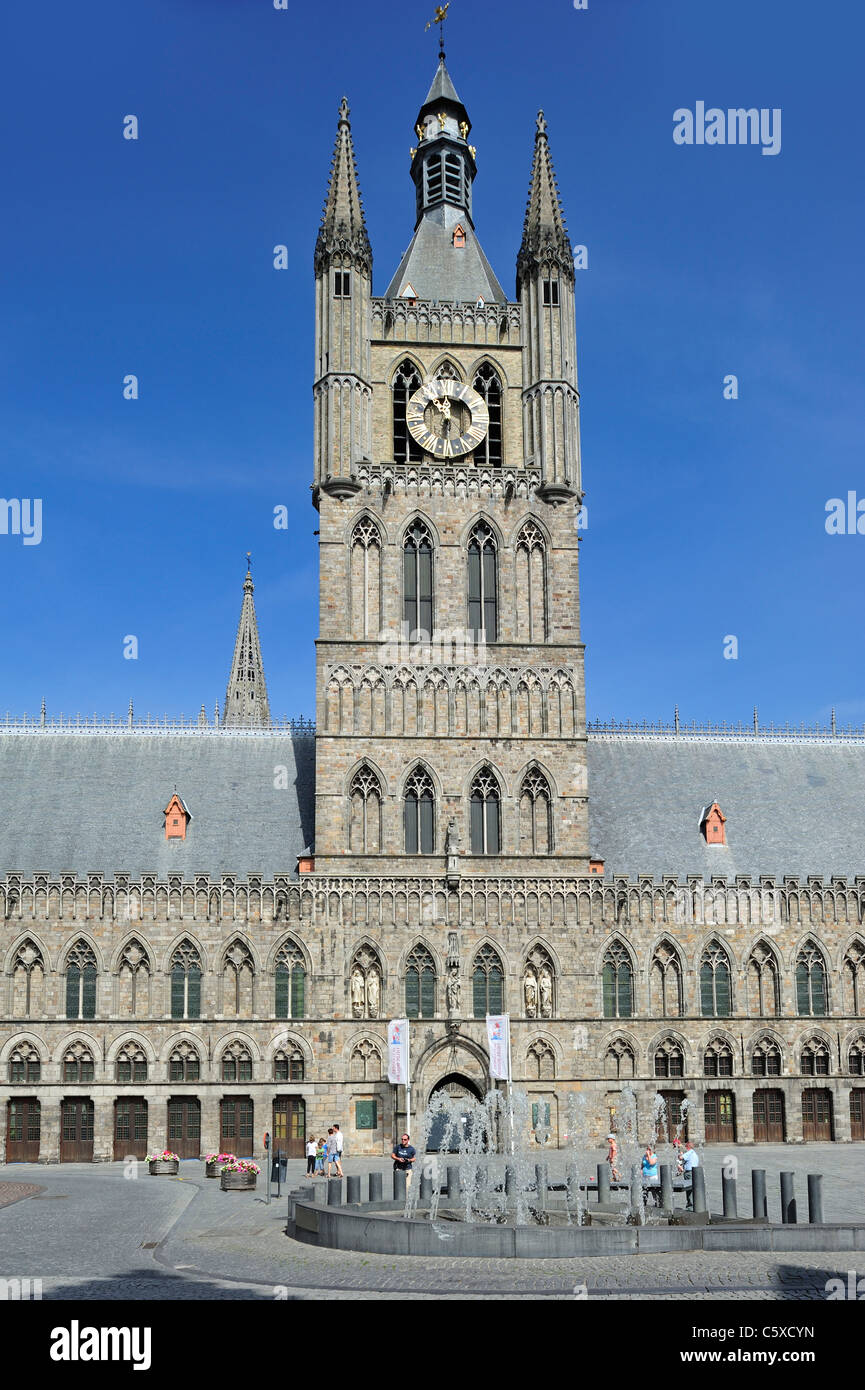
(2, 55, 865, 1162)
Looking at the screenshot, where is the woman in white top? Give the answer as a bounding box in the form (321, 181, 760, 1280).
(305, 1136, 316, 1176)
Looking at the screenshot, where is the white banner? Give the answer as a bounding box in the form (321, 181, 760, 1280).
(387, 1018, 409, 1085)
(486, 1014, 510, 1081)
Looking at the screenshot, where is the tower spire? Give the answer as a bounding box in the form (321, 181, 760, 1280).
(314, 97, 371, 278)
(517, 110, 573, 292)
(222, 558, 270, 727)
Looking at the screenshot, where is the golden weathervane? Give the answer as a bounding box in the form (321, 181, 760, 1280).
(425, 4, 450, 55)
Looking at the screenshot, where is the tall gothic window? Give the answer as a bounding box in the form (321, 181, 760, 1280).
(654, 1038, 684, 1078)
(747, 941, 780, 1017)
(700, 940, 732, 1017)
(170, 941, 202, 1021)
(467, 521, 497, 641)
(274, 1047, 305, 1082)
(472, 944, 504, 1018)
(796, 941, 828, 1016)
(404, 765, 435, 854)
(11, 941, 44, 1019)
(118, 940, 150, 1018)
(604, 1039, 635, 1080)
(350, 517, 382, 639)
(63, 1042, 95, 1083)
(472, 363, 502, 467)
(65, 941, 97, 1021)
(650, 941, 683, 1017)
(9, 1045, 40, 1084)
(703, 1039, 734, 1077)
(403, 520, 433, 638)
(470, 766, 501, 854)
(349, 764, 382, 854)
(405, 944, 436, 1019)
(393, 360, 423, 464)
(515, 521, 546, 641)
(801, 1038, 831, 1076)
(350, 1039, 382, 1082)
(274, 939, 306, 1020)
(116, 1044, 147, 1084)
(221, 1042, 253, 1083)
(602, 941, 633, 1019)
(844, 942, 865, 1015)
(223, 941, 254, 1017)
(169, 1041, 200, 1082)
(751, 1037, 782, 1076)
(519, 768, 552, 854)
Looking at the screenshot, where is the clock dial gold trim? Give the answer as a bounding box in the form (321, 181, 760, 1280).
(405, 377, 490, 459)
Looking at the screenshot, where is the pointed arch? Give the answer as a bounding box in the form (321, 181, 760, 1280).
(429, 354, 464, 382)
(469, 763, 501, 855)
(703, 1034, 735, 1077)
(64, 938, 98, 1021)
(650, 938, 683, 1017)
(8, 937, 46, 1019)
(746, 938, 781, 1017)
(750, 1032, 784, 1077)
(795, 938, 829, 1016)
(168, 938, 202, 1021)
(403, 515, 434, 639)
(221, 938, 255, 1018)
(219, 1038, 254, 1083)
(603, 1033, 636, 1080)
(601, 937, 634, 1019)
(471, 941, 505, 1018)
(405, 941, 437, 1019)
(349, 762, 383, 854)
(799, 1032, 832, 1076)
(653, 1034, 685, 1079)
(467, 519, 498, 642)
(523, 940, 556, 1018)
(519, 765, 553, 854)
(349, 941, 384, 1020)
(472, 360, 503, 466)
(274, 936, 307, 1020)
(515, 519, 547, 641)
(526, 1037, 556, 1081)
(403, 761, 436, 855)
(115, 936, 152, 1019)
(699, 937, 733, 1017)
(842, 937, 865, 1016)
(349, 513, 383, 639)
(392, 357, 424, 463)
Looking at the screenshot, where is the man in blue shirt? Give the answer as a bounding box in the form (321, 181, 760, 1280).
(391, 1133, 417, 1188)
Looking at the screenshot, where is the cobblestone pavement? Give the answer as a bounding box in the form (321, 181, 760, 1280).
(0, 1145, 862, 1300)
(0, 1181, 43, 1208)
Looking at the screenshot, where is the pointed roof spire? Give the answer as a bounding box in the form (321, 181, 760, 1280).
(222, 557, 271, 728)
(315, 96, 372, 277)
(517, 109, 573, 291)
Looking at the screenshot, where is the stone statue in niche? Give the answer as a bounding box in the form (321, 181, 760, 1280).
(366, 969, 380, 1018)
(539, 967, 553, 1019)
(446, 965, 460, 1017)
(350, 967, 365, 1018)
(445, 818, 460, 855)
(524, 968, 538, 1018)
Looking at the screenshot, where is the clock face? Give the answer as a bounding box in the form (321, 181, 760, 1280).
(406, 377, 490, 459)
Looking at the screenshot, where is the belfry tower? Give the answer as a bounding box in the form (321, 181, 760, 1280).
(313, 53, 588, 876)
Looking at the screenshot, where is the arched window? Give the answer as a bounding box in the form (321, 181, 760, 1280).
(519, 768, 552, 854)
(115, 1044, 147, 1084)
(405, 944, 436, 1019)
(170, 941, 202, 1021)
(11, 941, 44, 1019)
(350, 517, 382, 639)
(350, 764, 382, 854)
(703, 1039, 734, 1077)
(472, 363, 502, 467)
(747, 941, 780, 1017)
(801, 1038, 830, 1076)
(403, 520, 433, 639)
(527, 1039, 556, 1081)
(274, 940, 306, 1020)
(515, 522, 546, 641)
(604, 1040, 635, 1080)
(350, 945, 383, 1020)
(169, 1041, 200, 1082)
(844, 943, 865, 1015)
(222, 941, 254, 1017)
(9, 1045, 40, 1084)
(118, 940, 150, 1018)
(221, 1042, 253, 1083)
(602, 941, 633, 1019)
(404, 765, 435, 854)
(523, 943, 555, 1018)
(63, 1042, 95, 1083)
(700, 940, 732, 1017)
(849, 1037, 865, 1076)
(650, 941, 682, 1017)
(751, 1037, 782, 1076)
(393, 360, 423, 464)
(796, 942, 828, 1016)
(350, 1039, 382, 1082)
(472, 944, 504, 1018)
(274, 1047, 305, 1082)
(470, 766, 501, 855)
(65, 941, 97, 1021)
(654, 1038, 684, 1078)
(467, 521, 497, 641)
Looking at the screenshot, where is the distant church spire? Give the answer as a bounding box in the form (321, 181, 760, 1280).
(222, 557, 270, 727)
(517, 109, 573, 292)
(315, 96, 371, 278)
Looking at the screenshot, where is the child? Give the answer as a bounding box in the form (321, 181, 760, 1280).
(314, 1136, 326, 1175)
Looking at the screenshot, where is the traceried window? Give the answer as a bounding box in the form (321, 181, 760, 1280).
(405, 944, 436, 1019)
(350, 1039, 382, 1082)
(747, 941, 780, 1017)
(350, 517, 382, 640)
(467, 521, 497, 641)
(404, 765, 435, 855)
(751, 1038, 782, 1077)
(221, 1042, 253, 1083)
(472, 363, 502, 467)
(170, 941, 202, 1021)
(602, 941, 633, 1019)
(849, 1038, 865, 1076)
(519, 768, 552, 854)
(844, 943, 865, 1015)
(349, 764, 382, 854)
(703, 1039, 734, 1077)
(393, 360, 423, 464)
(801, 1038, 830, 1076)
(9, 1045, 40, 1084)
(515, 522, 546, 641)
(796, 942, 828, 1016)
(274, 939, 306, 1020)
(654, 1038, 684, 1078)
(470, 766, 501, 855)
(651, 941, 683, 1017)
(274, 1047, 305, 1082)
(63, 1042, 95, 1083)
(472, 944, 504, 1018)
(700, 940, 732, 1017)
(403, 520, 433, 638)
(527, 1039, 556, 1081)
(118, 940, 150, 1018)
(11, 940, 44, 1019)
(169, 1041, 200, 1082)
(222, 940, 254, 1017)
(115, 1044, 147, 1084)
(604, 1040, 635, 1080)
(65, 941, 97, 1021)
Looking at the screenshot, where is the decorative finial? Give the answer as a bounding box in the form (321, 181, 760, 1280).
(425, 4, 450, 58)
(246, 551, 252, 574)
(338, 96, 350, 124)
(536, 110, 548, 136)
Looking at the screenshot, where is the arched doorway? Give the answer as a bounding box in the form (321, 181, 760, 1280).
(426, 1073, 484, 1152)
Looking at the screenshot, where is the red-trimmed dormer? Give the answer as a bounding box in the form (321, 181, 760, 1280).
(452, 224, 466, 249)
(699, 802, 727, 846)
(164, 793, 191, 841)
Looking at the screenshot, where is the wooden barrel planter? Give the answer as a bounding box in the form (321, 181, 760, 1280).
(220, 1170, 257, 1192)
(205, 1161, 219, 1178)
(149, 1159, 179, 1176)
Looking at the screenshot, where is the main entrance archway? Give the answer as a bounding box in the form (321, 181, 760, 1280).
(426, 1073, 484, 1152)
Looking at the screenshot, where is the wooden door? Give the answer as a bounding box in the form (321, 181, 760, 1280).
(220, 1098, 254, 1157)
(167, 1098, 200, 1159)
(657, 1091, 687, 1143)
(6, 1099, 40, 1161)
(802, 1088, 833, 1141)
(60, 1099, 94, 1161)
(850, 1090, 865, 1141)
(704, 1090, 736, 1144)
(753, 1088, 785, 1142)
(273, 1097, 306, 1158)
(113, 1099, 148, 1160)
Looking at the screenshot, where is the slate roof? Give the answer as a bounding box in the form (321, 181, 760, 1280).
(0, 732, 315, 879)
(383, 207, 507, 304)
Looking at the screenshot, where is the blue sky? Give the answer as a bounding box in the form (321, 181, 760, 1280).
(2, 0, 863, 727)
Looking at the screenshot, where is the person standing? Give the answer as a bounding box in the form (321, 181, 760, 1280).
(606, 1132, 620, 1182)
(305, 1136, 316, 1176)
(641, 1143, 661, 1206)
(332, 1122, 344, 1177)
(682, 1140, 700, 1209)
(314, 1136, 326, 1176)
(324, 1127, 337, 1177)
(391, 1132, 416, 1189)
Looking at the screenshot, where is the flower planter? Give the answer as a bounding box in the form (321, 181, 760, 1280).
(220, 1170, 257, 1191)
(205, 1161, 219, 1178)
(149, 1159, 179, 1176)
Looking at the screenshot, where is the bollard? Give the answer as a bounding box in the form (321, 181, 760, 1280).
(807, 1173, 824, 1225)
(751, 1169, 767, 1220)
(420, 1169, 433, 1203)
(447, 1165, 461, 1200)
(691, 1166, 707, 1214)
(780, 1171, 797, 1224)
(597, 1162, 611, 1204)
(393, 1168, 407, 1201)
(722, 1172, 738, 1219)
(346, 1174, 361, 1204)
(535, 1163, 548, 1206)
(659, 1163, 673, 1210)
(326, 1177, 343, 1206)
(368, 1170, 383, 1202)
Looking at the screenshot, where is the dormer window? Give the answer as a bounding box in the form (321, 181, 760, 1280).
(699, 802, 727, 846)
(589, 858, 604, 875)
(334, 270, 351, 297)
(164, 793, 190, 841)
(399, 282, 418, 306)
(542, 278, 559, 307)
(453, 224, 466, 249)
